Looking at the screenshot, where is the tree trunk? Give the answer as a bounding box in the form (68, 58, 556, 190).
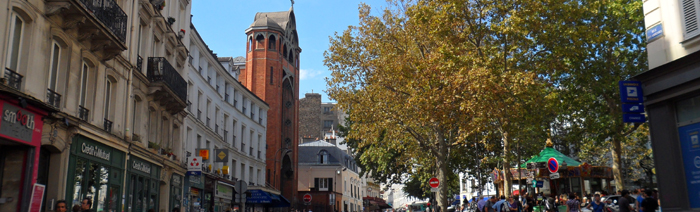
(503, 132, 512, 198)
(612, 137, 624, 191)
(437, 134, 450, 212)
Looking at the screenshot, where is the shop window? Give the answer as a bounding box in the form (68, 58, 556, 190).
(677, 95, 700, 123)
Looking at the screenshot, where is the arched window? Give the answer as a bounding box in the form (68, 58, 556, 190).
(5, 13, 24, 74)
(283, 45, 287, 58)
(256, 34, 265, 49)
(318, 150, 329, 164)
(288, 50, 294, 64)
(268, 35, 276, 50)
(78, 60, 93, 120)
(132, 95, 142, 137)
(248, 37, 253, 52)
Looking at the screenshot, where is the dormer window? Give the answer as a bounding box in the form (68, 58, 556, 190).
(318, 150, 329, 164)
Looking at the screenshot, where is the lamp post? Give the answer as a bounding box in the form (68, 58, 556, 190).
(639, 155, 654, 188)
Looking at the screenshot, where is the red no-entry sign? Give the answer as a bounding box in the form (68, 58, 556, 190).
(303, 193, 312, 203)
(548, 158, 559, 173)
(429, 177, 440, 188)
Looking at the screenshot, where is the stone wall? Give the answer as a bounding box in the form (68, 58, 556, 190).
(299, 93, 322, 142)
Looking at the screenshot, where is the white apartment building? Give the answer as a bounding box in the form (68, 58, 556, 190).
(0, 0, 193, 211)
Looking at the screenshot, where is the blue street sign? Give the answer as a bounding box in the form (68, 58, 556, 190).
(622, 104, 645, 113)
(623, 114, 646, 123)
(646, 24, 663, 42)
(535, 181, 544, 188)
(188, 171, 201, 176)
(619, 81, 644, 103)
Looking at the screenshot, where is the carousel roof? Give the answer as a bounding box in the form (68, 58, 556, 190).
(519, 147, 582, 168)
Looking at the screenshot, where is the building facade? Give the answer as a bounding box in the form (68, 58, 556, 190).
(185, 23, 269, 212)
(637, 0, 700, 211)
(299, 93, 348, 144)
(240, 7, 302, 208)
(298, 140, 362, 212)
(0, 0, 192, 212)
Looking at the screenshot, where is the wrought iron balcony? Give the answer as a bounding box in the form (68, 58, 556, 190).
(104, 118, 113, 133)
(46, 89, 62, 108)
(4, 68, 22, 90)
(147, 57, 187, 102)
(78, 106, 90, 121)
(136, 55, 143, 72)
(78, 0, 127, 42)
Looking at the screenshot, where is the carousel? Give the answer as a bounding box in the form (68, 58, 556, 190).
(492, 139, 614, 198)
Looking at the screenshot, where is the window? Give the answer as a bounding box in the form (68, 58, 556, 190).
(256, 34, 265, 49)
(79, 62, 90, 106)
(318, 150, 329, 164)
(5, 14, 24, 72)
(248, 37, 253, 52)
(270, 67, 274, 85)
(48, 41, 61, 90)
(240, 163, 245, 180)
(268, 35, 276, 50)
(104, 80, 113, 119)
(324, 120, 333, 128)
(681, 0, 700, 39)
(317, 178, 330, 191)
(323, 107, 331, 114)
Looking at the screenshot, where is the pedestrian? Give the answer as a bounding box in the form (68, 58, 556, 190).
(80, 198, 93, 212)
(525, 193, 535, 212)
(636, 188, 647, 212)
(173, 208, 181, 212)
(493, 196, 508, 212)
(641, 190, 659, 212)
(618, 190, 633, 212)
(478, 197, 488, 212)
(53, 200, 67, 212)
(72, 205, 81, 212)
(545, 196, 557, 212)
(587, 194, 604, 212)
(566, 194, 581, 212)
(485, 196, 497, 212)
(508, 197, 518, 212)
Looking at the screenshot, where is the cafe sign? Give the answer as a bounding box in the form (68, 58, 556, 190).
(132, 160, 152, 174)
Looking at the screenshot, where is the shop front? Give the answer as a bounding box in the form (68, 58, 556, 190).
(187, 174, 205, 212)
(204, 175, 216, 212)
(215, 182, 235, 212)
(125, 156, 162, 212)
(0, 97, 48, 212)
(66, 135, 125, 211)
(171, 174, 184, 211)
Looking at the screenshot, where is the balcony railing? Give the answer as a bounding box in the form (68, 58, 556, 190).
(136, 55, 143, 72)
(78, 0, 127, 42)
(104, 118, 113, 133)
(147, 57, 187, 102)
(4, 68, 22, 90)
(78, 106, 90, 121)
(46, 89, 61, 108)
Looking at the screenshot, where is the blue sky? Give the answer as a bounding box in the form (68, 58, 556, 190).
(191, 0, 389, 103)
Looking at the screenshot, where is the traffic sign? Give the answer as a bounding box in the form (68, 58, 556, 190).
(550, 172, 560, 180)
(547, 158, 559, 173)
(430, 187, 439, 192)
(622, 104, 645, 113)
(303, 193, 312, 203)
(188, 157, 202, 175)
(535, 181, 544, 188)
(619, 81, 643, 103)
(429, 177, 440, 188)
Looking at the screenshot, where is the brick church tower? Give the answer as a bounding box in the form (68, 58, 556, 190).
(242, 7, 301, 207)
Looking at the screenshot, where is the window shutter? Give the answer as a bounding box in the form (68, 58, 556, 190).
(681, 0, 700, 39)
(328, 178, 333, 192)
(314, 178, 319, 191)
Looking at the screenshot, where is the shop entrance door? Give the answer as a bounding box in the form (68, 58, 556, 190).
(0, 146, 31, 212)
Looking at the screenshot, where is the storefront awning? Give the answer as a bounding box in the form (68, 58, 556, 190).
(519, 147, 581, 168)
(246, 189, 290, 207)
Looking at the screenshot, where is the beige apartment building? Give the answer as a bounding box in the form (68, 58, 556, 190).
(0, 0, 192, 211)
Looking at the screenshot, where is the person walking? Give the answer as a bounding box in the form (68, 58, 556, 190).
(636, 189, 647, 212)
(618, 190, 633, 212)
(641, 190, 659, 212)
(566, 194, 581, 212)
(508, 197, 518, 212)
(485, 196, 498, 212)
(587, 194, 604, 212)
(55, 200, 67, 212)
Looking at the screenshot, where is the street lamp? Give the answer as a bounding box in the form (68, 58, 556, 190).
(639, 155, 654, 187)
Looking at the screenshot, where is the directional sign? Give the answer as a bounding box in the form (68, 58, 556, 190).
(188, 157, 202, 175)
(429, 177, 440, 188)
(547, 158, 559, 173)
(622, 104, 645, 113)
(535, 162, 547, 169)
(303, 193, 312, 203)
(619, 81, 643, 103)
(535, 181, 544, 188)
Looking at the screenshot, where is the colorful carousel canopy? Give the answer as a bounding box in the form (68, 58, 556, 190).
(519, 147, 581, 168)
